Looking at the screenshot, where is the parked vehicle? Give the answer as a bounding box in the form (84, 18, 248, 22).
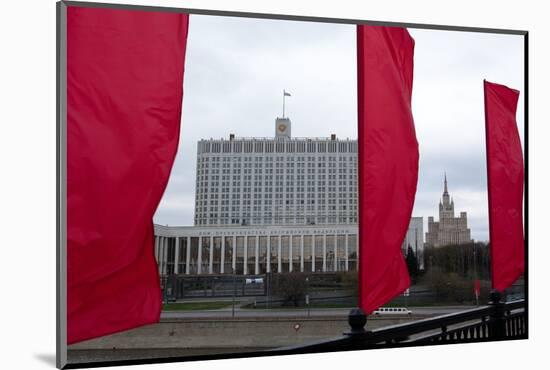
(372, 307, 412, 315)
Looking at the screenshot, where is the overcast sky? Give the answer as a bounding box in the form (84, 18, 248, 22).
(153, 14, 525, 242)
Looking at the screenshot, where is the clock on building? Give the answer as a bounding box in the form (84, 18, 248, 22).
(275, 117, 291, 137)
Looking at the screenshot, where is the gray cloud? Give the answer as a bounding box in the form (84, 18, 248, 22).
(153, 15, 524, 242)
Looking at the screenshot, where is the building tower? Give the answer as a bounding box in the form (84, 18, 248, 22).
(439, 172, 455, 220)
(275, 117, 291, 138)
(426, 173, 472, 247)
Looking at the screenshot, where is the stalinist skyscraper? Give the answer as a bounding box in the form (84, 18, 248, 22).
(425, 174, 472, 247)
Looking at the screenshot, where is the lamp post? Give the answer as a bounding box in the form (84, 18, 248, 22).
(267, 272, 272, 310)
(429, 255, 433, 287)
(162, 276, 168, 306)
(232, 274, 236, 318)
(306, 277, 310, 318)
(161, 279, 165, 305)
(473, 246, 479, 306)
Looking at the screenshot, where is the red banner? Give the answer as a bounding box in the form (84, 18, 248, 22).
(474, 279, 480, 297)
(67, 7, 189, 344)
(483, 80, 524, 292)
(357, 25, 419, 313)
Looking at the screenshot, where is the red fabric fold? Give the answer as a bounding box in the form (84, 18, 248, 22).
(67, 6, 189, 344)
(483, 80, 524, 292)
(356, 25, 419, 313)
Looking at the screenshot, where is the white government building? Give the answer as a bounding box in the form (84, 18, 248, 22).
(194, 117, 358, 226)
(154, 116, 424, 276)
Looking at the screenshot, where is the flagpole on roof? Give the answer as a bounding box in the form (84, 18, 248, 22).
(283, 89, 286, 118)
(283, 89, 291, 118)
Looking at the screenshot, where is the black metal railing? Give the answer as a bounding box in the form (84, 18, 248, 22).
(270, 291, 526, 355)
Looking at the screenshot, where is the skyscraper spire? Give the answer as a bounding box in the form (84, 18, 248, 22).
(427, 170, 471, 247)
(441, 172, 451, 209)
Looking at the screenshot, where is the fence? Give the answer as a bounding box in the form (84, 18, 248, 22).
(270, 291, 526, 354)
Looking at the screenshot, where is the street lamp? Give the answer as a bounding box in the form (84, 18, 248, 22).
(473, 246, 479, 306)
(305, 277, 310, 318)
(267, 271, 272, 310)
(162, 275, 168, 305)
(232, 273, 237, 318)
(429, 255, 433, 287)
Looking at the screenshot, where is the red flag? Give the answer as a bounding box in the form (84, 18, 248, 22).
(357, 25, 419, 313)
(483, 80, 524, 292)
(67, 7, 189, 344)
(474, 279, 480, 297)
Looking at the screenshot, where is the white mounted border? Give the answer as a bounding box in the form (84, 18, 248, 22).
(56, 1, 529, 369)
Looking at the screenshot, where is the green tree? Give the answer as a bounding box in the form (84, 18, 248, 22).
(421, 242, 492, 304)
(272, 273, 307, 307)
(405, 245, 419, 282)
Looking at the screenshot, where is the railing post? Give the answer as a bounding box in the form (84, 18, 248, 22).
(344, 307, 370, 347)
(488, 290, 506, 339)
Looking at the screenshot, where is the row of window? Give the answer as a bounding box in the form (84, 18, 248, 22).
(197, 169, 358, 177)
(199, 155, 356, 161)
(195, 215, 359, 225)
(200, 161, 355, 169)
(198, 140, 358, 154)
(197, 182, 357, 189)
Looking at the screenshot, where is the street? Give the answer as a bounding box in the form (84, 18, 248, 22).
(160, 305, 476, 319)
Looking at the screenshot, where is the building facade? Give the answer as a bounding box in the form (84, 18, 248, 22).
(194, 117, 358, 226)
(154, 224, 358, 277)
(154, 114, 427, 276)
(425, 174, 472, 247)
(401, 217, 424, 269)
